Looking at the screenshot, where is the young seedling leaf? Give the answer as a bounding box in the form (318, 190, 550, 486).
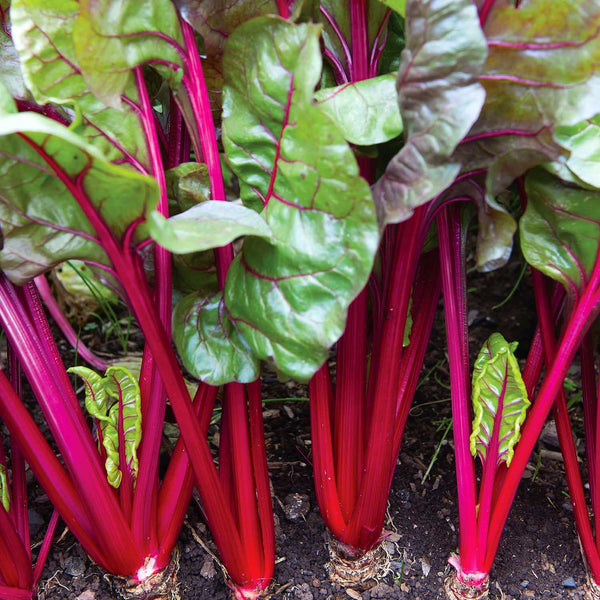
(73, 0, 184, 108)
(148, 201, 273, 255)
(221, 17, 379, 381)
(173, 291, 260, 385)
(315, 74, 403, 145)
(0, 465, 9, 512)
(520, 169, 600, 301)
(0, 112, 159, 284)
(373, 0, 487, 225)
(69, 366, 142, 488)
(10, 0, 152, 169)
(470, 333, 530, 468)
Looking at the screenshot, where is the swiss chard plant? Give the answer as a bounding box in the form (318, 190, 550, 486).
(0, 0, 380, 598)
(365, 0, 600, 597)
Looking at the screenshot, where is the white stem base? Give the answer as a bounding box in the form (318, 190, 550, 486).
(444, 571, 490, 600)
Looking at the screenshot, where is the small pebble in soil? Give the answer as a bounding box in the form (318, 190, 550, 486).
(521, 580, 530, 588)
(563, 576, 577, 588)
(75, 592, 95, 600)
(200, 557, 217, 579)
(293, 582, 314, 600)
(64, 556, 86, 577)
(282, 493, 310, 521)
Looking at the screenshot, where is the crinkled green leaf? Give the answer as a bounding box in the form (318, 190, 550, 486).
(470, 333, 530, 468)
(520, 169, 600, 300)
(148, 200, 273, 254)
(0, 2, 29, 100)
(0, 464, 9, 512)
(0, 112, 158, 284)
(373, 0, 487, 225)
(314, 74, 402, 145)
(455, 0, 600, 192)
(166, 163, 211, 213)
(72, 0, 184, 108)
(10, 0, 152, 169)
(173, 0, 280, 121)
(173, 291, 260, 385)
(221, 17, 379, 381)
(551, 116, 600, 189)
(69, 366, 142, 488)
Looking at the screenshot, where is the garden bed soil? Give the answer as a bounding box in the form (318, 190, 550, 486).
(32, 256, 591, 600)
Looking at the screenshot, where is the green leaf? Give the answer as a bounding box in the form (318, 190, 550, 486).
(470, 333, 530, 468)
(520, 169, 600, 300)
(55, 260, 118, 305)
(0, 80, 16, 115)
(0, 1, 29, 101)
(68, 366, 142, 488)
(10, 0, 152, 168)
(314, 74, 403, 145)
(173, 0, 280, 120)
(373, 0, 487, 225)
(551, 116, 600, 189)
(0, 112, 159, 284)
(173, 291, 260, 385)
(148, 201, 273, 254)
(166, 163, 212, 214)
(0, 464, 9, 512)
(222, 17, 379, 381)
(72, 0, 184, 108)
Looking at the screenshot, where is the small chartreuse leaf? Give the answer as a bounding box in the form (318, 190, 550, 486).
(73, 0, 184, 108)
(221, 17, 379, 381)
(378, 0, 406, 16)
(0, 79, 16, 115)
(10, 0, 151, 168)
(0, 112, 158, 284)
(173, 291, 260, 385)
(520, 169, 600, 301)
(373, 0, 487, 225)
(55, 260, 118, 306)
(0, 464, 9, 512)
(148, 201, 273, 255)
(470, 333, 530, 468)
(315, 74, 402, 145)
(69, 366, 142, 488)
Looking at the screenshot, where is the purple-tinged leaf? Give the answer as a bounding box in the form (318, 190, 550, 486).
(173, 0, 281, 121)
(455, 0, 600, 188)
(373, 0, 487, 225)
(10, 0, 152, 169)
(221, 17, 378, 381)
(73, 0, 184, 108)
(470, 333, 530, 468)
(520, 168, 600, 301)
(173, 291, 260, 385)
(0, 112, 158, 284)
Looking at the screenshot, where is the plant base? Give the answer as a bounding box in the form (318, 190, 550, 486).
(326, 535, 390, 589)
(114, 547, 180, 600)
(586, 575, 600, 600)
(444, 571, 489, 600)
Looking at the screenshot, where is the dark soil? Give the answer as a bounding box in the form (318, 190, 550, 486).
(31, 254, 591, 600)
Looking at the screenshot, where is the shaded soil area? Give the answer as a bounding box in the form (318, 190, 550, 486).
(31, 255, 592, 599)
